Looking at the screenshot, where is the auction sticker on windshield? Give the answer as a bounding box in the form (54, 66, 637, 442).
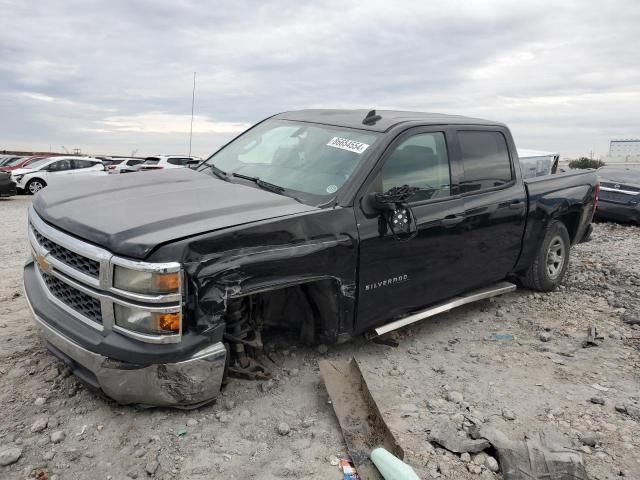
(327, 137, 370, 154)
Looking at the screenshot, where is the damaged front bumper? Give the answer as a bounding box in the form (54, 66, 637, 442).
(24, 262, 227, 408)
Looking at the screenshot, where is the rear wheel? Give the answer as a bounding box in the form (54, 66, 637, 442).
(26, 178, 46, 195)
(520, 220, 570, 291)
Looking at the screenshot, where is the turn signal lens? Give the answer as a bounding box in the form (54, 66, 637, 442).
(155, 312, 181, 332)
(153, 272, 180, 292)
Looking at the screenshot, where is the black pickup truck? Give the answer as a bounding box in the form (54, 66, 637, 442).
(24, 110, 598, 407)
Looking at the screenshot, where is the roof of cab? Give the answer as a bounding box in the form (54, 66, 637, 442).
(274, 109, 505, 132)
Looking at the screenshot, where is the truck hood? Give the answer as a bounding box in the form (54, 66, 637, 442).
(33, 168, 318, 259)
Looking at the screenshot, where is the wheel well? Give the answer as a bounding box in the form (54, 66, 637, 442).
(554, 211, 580, 244)
(247, 279, 341, 345)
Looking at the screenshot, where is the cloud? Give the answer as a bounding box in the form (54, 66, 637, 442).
(0, 0, 639, 157)
(101, 113, 250, 134)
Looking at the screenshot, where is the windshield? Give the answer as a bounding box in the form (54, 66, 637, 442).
(200, 119, 379, 201)
(4, 157, 26, 166)
(24, 158, 52, 169)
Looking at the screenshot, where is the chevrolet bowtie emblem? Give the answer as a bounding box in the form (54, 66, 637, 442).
(614, 184, 620, 189)
(36, 253, 51, 272)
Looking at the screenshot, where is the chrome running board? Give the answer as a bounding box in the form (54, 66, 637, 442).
(372, 281, 517, 337)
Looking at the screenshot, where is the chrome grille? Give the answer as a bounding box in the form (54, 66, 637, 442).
(599, 190, 633, 204)
(32, 227, 100, 278)
(42, 272, 103, 324)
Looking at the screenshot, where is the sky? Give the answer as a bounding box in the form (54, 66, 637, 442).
(1, 0, 639, 159)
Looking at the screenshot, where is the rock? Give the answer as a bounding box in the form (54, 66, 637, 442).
(34, 397, 46, 406)
(327, 455, 339, 466)
(438, 461, 451, 477)
(30, 417, 49, 433)
(502, 409, 516, 420)
(239, 409, 251, 418)
(472, 452, 487, 465)
(428, 418, 490, 453)
(223, 399, 235, 410)
(259, 380, 276, 392)
(485, 456, 500, 472)
(133, 448, 145, 458)
(186, 419, 198, 427)
(624, 404, 640, 421)
(64, 448, 82, 461)
(579, 432, 597, 447)
(615, 404, 627, 414)
(126, 469, 139, 479)
(538, 331, 552, 342)
(621, 311, 640, 325)
(277, 422, 290, 436)
(467, 463, 482, 474)
(0, 445, 22, 466)
(590, 396, 605, 405)
(445, 391, 464, 404)
(50, 431, 66, 444)
(301, 417, 315, 428)
(388, 366, 406, 376)
(315, 344, 328, 354)
(145, 460, 159, 475)
(287, 368, 299, 377)
(460, 452, 471, 463)
(580, 446, 592, 454)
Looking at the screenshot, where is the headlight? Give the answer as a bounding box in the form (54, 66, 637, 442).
(13, 174, 24, 182)
(114, 305, 181, 334)
(113, 266, 180, 294)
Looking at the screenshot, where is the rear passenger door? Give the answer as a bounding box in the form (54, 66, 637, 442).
(455, 128, 526, 286)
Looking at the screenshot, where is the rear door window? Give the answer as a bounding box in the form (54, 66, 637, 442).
(458, 131, 513, 193)
(73, 159, 94, 169)
(167, 157, 191, 165)
(142, 157, 160, 165)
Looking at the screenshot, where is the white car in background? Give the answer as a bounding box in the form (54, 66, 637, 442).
(12, 156, 106, 194)
(122, 155, 202, 172)
(104, 157, 146, 173)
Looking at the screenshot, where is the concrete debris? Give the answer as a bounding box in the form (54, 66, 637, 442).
(582, 326, 603, 348)
(427, 418, 491, 453)
(477, 426, 587, 480)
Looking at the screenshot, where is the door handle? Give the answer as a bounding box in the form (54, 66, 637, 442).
(441, 214, 464, 226)
(509, 200, 524, 209)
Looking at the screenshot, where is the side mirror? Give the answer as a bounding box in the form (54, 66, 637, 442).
(361, 192, 394, 216)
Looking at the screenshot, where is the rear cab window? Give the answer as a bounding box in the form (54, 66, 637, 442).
(457, 131, 513, 193)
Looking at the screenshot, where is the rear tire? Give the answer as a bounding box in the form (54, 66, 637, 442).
(26, 178, 46, 195)
(520, 220, 570, 292)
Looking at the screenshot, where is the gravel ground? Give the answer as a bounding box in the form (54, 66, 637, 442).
(1, 195, 639, 480)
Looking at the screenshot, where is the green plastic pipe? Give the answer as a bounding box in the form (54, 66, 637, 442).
(370, 448, 420, 480)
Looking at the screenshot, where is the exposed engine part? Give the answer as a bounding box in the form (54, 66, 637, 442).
(224, 297, 271, 381)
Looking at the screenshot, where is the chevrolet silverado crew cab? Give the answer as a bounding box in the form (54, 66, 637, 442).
(24, 110, 598, 407)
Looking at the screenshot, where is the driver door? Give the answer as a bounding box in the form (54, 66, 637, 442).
(355, 127, 471, 332)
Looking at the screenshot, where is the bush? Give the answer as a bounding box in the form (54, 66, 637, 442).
(568, 157, 605, 169)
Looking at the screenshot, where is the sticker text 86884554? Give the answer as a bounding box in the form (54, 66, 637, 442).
(326, 137, 370, 154)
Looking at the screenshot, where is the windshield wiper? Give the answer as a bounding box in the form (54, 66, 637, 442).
(207, 163, 229, 181)
(231, 172, 285, 194)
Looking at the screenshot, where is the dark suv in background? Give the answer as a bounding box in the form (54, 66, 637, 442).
(596, 166, 640, 223)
